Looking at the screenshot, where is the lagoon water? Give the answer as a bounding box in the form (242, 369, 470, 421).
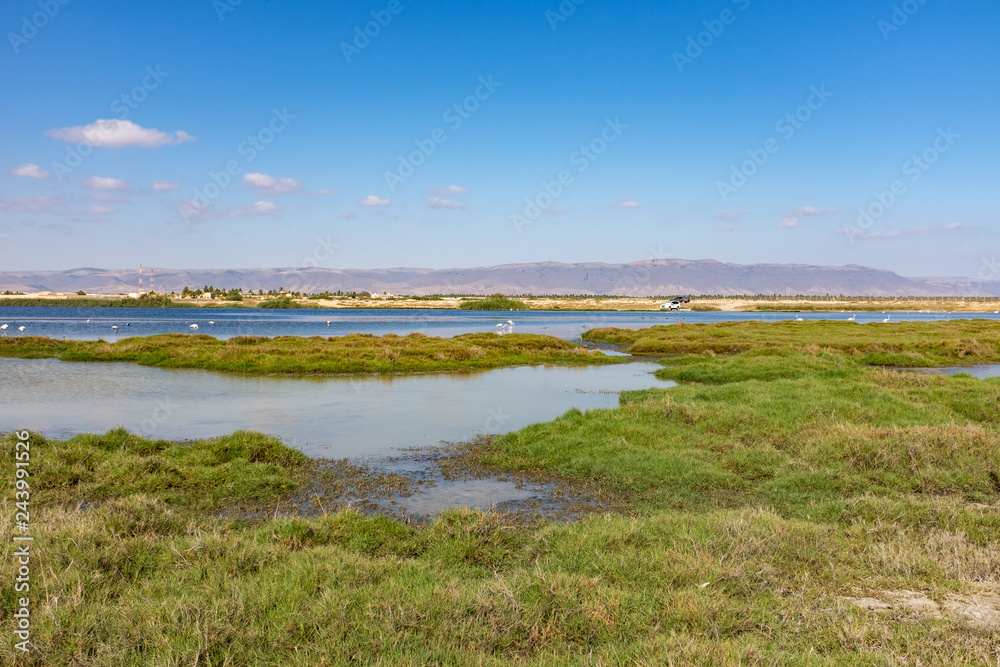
(0, 358, 673, 459)
(1, 306, 997, 342)
(3, 305, 996, 514)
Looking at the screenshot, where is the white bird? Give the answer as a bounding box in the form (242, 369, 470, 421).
(112, 325, 118, 332)
(0, 324, 7, 331)
(189, 323, 199, 330)
(326, 320, 331, 327)
(795, 316, 804, 322)
(847, 314, 857, 321)
(882, 314, 891, 323)
(506, 320, 514, 331)
(995, 310, 999, 314)
(86, 319, 91, 323)
(17, 326, 26, 334)
(209, 321, 215, 326)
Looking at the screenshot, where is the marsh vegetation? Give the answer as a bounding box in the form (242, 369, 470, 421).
(2, 320, 998, 664)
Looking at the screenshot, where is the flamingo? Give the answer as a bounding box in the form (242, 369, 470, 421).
(795, 316, 804, 322)
(17, 326, 26, 334)
(189, 323, 199, 330)
(209, 321, 215, 326)
(0, 324, 7, 333)
(882, 314, 891, 323)
(506, 320, 514, 332)
(112, 325, 118, 332)
(847, 314, 857, 322)
(326, 320, 331, 327)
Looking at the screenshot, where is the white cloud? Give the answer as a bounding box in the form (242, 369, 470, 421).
(46, 119, 195, 148)
(178, 199, 280, 221)
(230, 200, 280, 217)
(152, 180, 179, 192)
(777, 206, 841, 229)
(616, 200, 641, 209)
(86, 205, 117, 215)
(360, 195, 391, 207)
(11, 163, 50, 180)
(426, 197, 465, 210)
(789, 206, 840, 217)
(83, 176, 127, 191)
(428, 185, 469, 195)
(835, 221, 964, 241)
(0, 195, 64, 212)
(713, 208, 747, 221)
(243, 173, 304, 195)
(906, 222, 964, 236)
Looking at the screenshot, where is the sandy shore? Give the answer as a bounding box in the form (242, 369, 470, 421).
(4, 293, 999, 312)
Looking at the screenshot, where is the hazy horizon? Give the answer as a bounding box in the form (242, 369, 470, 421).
(2, 1, 997, 279)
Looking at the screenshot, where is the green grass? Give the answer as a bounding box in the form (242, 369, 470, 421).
(459, 293, 531, 310)
(0, 332, 623, 375)
(584, 319, 1000, 367)
(2, 321, 999, 664)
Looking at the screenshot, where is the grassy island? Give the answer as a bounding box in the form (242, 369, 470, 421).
(2, 320, 998, 664)
(0, 332, 622, 376)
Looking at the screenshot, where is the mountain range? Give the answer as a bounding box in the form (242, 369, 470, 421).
(2, 260, 998, 297)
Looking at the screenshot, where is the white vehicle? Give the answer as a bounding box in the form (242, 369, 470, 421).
(660, 300, 682, 311)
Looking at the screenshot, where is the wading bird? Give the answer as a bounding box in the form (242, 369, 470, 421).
(18, 326, 26, 334)
(0, 324, 7, 333)
(112, 326, 118, 332)
(209, 321, 215, 325)
(795, 316, 804, 322)
(882, 314, 891, 323)
(847, 314, 857, 321)
(189, 323, 199, 330)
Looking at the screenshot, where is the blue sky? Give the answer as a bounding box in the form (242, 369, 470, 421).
(1, 0, 997, 277)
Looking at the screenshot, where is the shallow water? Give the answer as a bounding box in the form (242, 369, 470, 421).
(1, 306, 996, 342)
(0, 358, 673, 459)
(913, 364, 1000, 379)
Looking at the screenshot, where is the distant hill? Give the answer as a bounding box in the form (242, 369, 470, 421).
(2, 260, 998, 297)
